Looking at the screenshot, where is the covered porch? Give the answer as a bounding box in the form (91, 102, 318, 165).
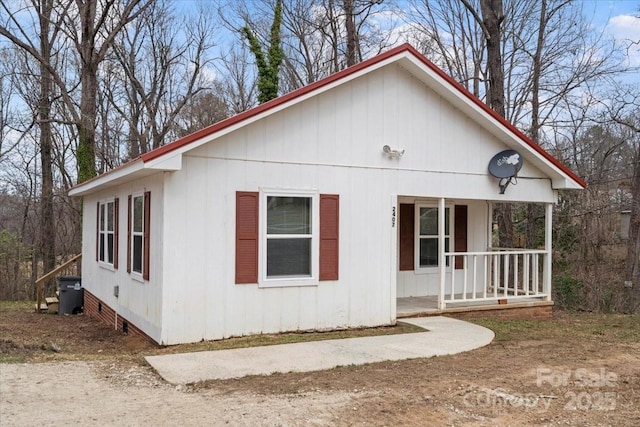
(395, 197, 554, 314)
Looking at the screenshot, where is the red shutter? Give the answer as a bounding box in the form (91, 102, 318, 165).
(399, 204, 415, 271)
(319, 194, 339, 281)
(114, 198, 119, 269)
(235, 192, 259, 284)
(127, 195, 132, 273)
(143, 191, 151, 280)
(454, 205, 468, 269)
(96, 202, 100, 262)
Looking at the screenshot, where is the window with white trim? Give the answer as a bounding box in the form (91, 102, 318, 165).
(131, 194, 144, 275)
(261, 191, 318, 285)
(415, 204, 452, 268)
(98, 199, 115, 265)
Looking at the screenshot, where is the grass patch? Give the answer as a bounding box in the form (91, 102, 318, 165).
(150, 321, 425, 356)
(0, 300, 425, 363)
(468, 312, 640, 343)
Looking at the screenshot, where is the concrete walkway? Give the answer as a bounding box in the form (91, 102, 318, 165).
(145, 316, 494, 385)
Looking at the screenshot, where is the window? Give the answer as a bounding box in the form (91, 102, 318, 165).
(235, 191, 339, 285)
(265, 196, 313, 278)
(132, 195, 144, 274)
(399, 203, 467, 271)
(416, 204, 452, 268)
(128, 192, 150, 280)
(261, 191, 318, 285)
(97, 199, 118, 267)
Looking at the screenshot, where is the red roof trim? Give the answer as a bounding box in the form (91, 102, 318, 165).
(76, 43, 584, 191)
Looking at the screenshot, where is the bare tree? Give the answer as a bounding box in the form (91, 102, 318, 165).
(459, 0, 505, 116)
(105, 0, 217, 158)
(278, 0, 332, 88)
(221, 0, 393, 95)
(173, 88, 230, 137)
(403, 0, 486, 96)
(217, 45, 258, 114)
(37, 0, 56, 295)
(627, 136, 640, 310)
(0, 1, 65, 292)
(0, 48, 18, 159)
(407, 0, 630, 250)
(0, 0, 152, 183)
(69, 0, 152, 181)
(606, 91, 640, 311)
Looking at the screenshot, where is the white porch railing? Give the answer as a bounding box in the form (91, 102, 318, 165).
(441, 248, 549, 307)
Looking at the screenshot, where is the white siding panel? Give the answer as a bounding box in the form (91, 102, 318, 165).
(336, 85, 356, 162)
(161, 166, 188, 343)
(81, 174, 164, 342)
(159, 156, 398, 343)
(182, 158, 208, 340)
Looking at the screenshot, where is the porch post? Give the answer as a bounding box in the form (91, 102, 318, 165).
(544, 203, 553, 301)
(487, 202, 493, 248)
(438, 197, 446, 309)
(390, 194, 398, 320)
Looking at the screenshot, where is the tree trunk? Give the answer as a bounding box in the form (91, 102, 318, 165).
(344, 0, 357, 67)
(327, 0, 340, 73)
(480, 0, 505, 117)
(38, 0, 56, 295)
(77, 0, 98, 182)
(477, 0, 513, 247)
(625, 149, 640, 312)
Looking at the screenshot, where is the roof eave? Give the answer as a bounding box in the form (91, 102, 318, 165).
(68, 159, 145, 197)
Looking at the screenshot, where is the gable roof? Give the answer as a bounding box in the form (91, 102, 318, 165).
(69, 43, 585, 197)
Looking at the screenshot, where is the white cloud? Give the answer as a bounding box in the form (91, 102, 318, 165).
(606, 14, 640, 67)
(608, 14, 640, 40)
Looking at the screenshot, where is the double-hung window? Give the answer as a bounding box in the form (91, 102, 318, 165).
(97, 199, 118, 267)
(132, 195, 144, 274)
(265, 195, 313, 278)
(259, 191, 319, 286)
(416, 204, 451, 268)
(128, 191, 150, 280)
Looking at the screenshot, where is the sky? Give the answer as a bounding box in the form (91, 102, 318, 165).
(568, 0, 640, 72)
(586, 0, 640, 67)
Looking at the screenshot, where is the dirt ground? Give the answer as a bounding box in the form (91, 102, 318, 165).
(1, 302, 639, 426)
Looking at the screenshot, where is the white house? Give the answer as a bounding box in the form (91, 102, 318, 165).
(69, 44, 585, 345)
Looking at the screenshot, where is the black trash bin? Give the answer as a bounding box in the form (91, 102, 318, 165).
(57, 276, 83, 314)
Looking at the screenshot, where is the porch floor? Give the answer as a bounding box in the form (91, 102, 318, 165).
(397, 295, 552, 318)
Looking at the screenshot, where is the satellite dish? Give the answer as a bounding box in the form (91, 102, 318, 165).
(488, 149, 523, 194)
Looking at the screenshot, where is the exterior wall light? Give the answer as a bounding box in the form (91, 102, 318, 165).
(382, 145, 405, 158)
